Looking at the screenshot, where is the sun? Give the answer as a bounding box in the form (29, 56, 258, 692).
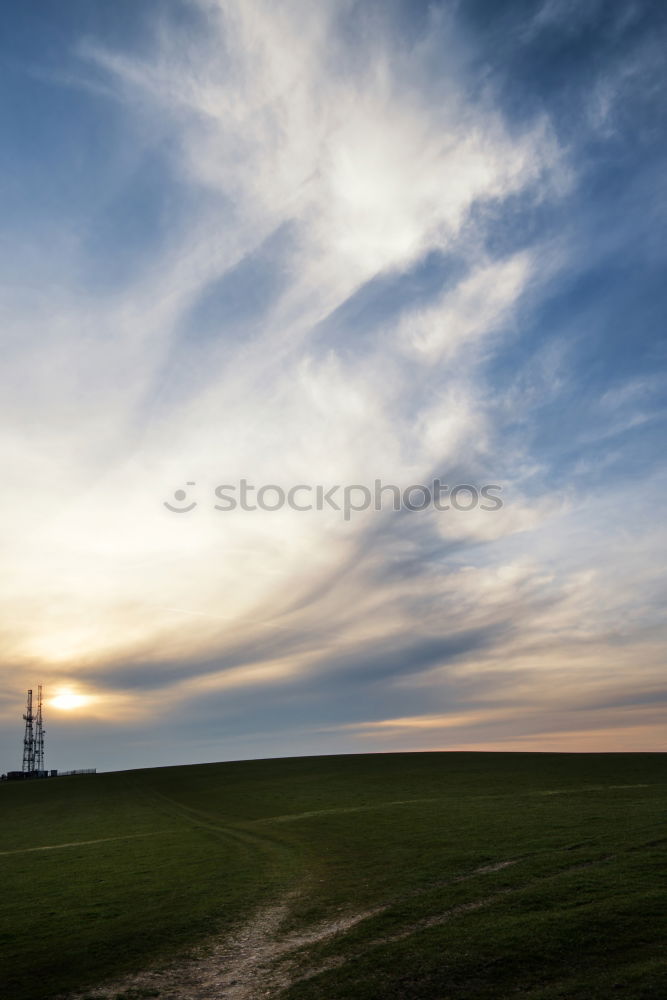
(50, 689, 90, 711)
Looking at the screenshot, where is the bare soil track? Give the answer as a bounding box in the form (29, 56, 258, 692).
(66, 858, 521, 1000)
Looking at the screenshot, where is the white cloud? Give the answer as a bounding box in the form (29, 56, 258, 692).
(0, 0, 663, 764)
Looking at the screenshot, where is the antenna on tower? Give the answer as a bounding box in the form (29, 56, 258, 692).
(22, 689, 35, 774)
(35, 685, 45, 773)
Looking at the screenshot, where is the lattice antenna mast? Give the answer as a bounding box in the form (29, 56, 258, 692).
(34, 685, 45, 772)
(22, 688, 35, 773)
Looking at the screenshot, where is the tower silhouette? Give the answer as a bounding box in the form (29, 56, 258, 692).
(35, 685, 45, 772)
(22, 688, 35, 773)
(21, 686, 45, 774)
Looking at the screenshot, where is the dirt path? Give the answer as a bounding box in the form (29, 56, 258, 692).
(253, 797, 442, 824)
(69, 893, 382, 1000)
(0, 832, 169, 857)
(67, 858, 521, 1000)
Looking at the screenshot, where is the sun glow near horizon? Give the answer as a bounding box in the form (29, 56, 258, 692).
(49, 689, 92, 712)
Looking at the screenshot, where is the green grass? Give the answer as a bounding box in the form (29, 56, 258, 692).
(1, 752, 665, 999)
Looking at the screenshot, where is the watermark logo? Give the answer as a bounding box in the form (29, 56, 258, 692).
(163, 479, 503, 520)
(163, 482, 198, 513)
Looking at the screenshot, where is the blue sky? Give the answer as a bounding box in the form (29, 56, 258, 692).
(1, 0, 665, 772)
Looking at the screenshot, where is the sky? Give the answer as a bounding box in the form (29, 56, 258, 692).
(1, 0, 666, 773)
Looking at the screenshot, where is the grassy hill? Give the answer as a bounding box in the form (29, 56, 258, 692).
(1, 752, 665, 999)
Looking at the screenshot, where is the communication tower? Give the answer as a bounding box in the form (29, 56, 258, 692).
(22, 688, 35, 773)
(35, 685, 45, 772)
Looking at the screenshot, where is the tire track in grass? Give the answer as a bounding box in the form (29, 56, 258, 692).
(0, 832, 173, 857)
(278, 853, 625, 993)
(143, 788, 310, 871)
(253, 797, 443, 824)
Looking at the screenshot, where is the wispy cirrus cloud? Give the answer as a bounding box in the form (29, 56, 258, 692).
(0, 0, 665, 769)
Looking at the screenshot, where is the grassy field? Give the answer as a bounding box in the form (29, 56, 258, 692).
(1, 752, 665, 1000)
